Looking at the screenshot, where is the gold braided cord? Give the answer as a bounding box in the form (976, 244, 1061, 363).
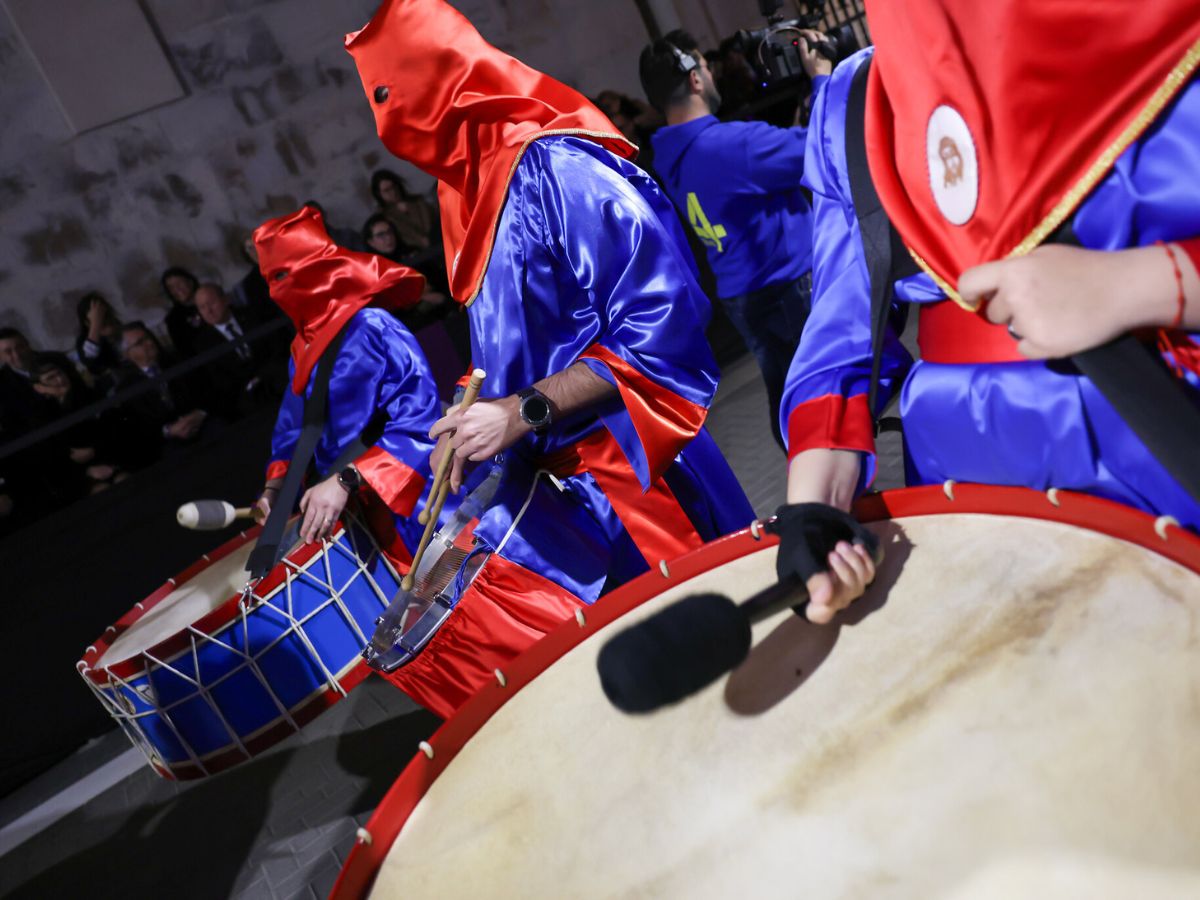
(463, 129, 636, 307)
(1010, 38, 1200, 260)
(908, 247, 974, 310)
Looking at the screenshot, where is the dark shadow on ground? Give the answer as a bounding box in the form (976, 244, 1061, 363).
(2, 706, 439, 900)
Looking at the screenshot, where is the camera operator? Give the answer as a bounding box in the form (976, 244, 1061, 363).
(639, 29, 832, 450)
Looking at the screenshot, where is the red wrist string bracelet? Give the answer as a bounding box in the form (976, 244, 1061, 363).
(1156, 240, 1186, 330)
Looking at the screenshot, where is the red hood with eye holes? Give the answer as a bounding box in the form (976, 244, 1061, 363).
(253, 206, 425, 394)
(344, 0, 635, 305)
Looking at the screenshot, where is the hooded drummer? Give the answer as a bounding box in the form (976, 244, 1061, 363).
(344, 2, 754, 610)
(775, 0, 1200, 624)
(252, 206, 446, 562)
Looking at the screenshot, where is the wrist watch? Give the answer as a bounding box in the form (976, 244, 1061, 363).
(517, 387, 553, 434)
(337, 464, 363, 492)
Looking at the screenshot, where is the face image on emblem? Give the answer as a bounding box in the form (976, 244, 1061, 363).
(939, 136, 963, 187)
(926, 104, 978, 226)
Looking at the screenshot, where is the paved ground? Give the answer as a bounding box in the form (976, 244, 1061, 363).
(0, 352, 905, 899)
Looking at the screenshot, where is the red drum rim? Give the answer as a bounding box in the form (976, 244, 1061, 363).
(79, 519, 345, 685)
(330, 484, 1200, 900)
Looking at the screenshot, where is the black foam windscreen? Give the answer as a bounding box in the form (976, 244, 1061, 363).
(597, 592, 752, 714)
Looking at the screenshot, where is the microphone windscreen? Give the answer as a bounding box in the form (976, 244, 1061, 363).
(597, 592, 752, 714)
(177, 500, 236, 530)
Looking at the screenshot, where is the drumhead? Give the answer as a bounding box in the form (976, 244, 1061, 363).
(96, 530, 301, 669)
(369, 511, 1200, 898)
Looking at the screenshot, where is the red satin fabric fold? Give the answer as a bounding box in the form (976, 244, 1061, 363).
(253, 206, 426, 393)
(580, 343, 708, 485)
(345, 0, 635, 304)
(863, 0, 1200, 288)
(786, 393, 875, 463)
(379, 554, 582, 717)
(918, 301, 1024, 364)
(574, 429, 704, 568)
(354, 445, 426, 517)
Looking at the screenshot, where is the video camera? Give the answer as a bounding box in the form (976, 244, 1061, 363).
(734, 0, 859, 90)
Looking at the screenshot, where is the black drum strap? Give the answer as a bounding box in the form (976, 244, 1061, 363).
(246, 330, 349, 578)
(845, 57, 918, 423)
(1050, 224, 1200, 505)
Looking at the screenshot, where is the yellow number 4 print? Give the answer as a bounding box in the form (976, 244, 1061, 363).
(686, 192, 727, 253)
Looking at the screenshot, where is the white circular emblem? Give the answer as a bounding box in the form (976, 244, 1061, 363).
(925, 104, 978, 226)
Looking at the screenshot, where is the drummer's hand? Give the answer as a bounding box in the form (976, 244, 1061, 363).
(430, 397, 526, 491)
(254, 479, 282, 524)
(298, 475, 349, 543)
(961, 244, 1188, 359)
(805, 542, 876, 625)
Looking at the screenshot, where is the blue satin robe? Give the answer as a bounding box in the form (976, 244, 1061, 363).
(782, 48, 1200, 529)
(267, 308, 444, 553)
(464, 136, 754, 602)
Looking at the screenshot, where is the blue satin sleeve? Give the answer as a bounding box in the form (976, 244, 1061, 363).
(267, 366, 303, 473)
(319, 309, 439, 481)
(779, 48, 917, 487)
(529, 138, 719, 487)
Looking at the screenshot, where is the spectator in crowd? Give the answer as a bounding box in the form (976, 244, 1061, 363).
(715, 37, 757, 119)
(639, 29, 831, 450)
(362, 212, 407, 263)
(231, 234, 275, 312)
(595, 89, 662, 146)
(160, 265, 205, 358)
(0, 327, 45, 435)
(29, 355, 129, 493)
(370, 169, 438, 252)
(116, 321, 210, 460)
(303, 200, 365, 251)
(74, 292, 123, 391)
(193, 282, 289, 418)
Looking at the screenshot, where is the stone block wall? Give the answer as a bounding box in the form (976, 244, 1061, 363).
(0, 0, 656, 351)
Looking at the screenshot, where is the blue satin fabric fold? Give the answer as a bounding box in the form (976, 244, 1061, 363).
(469, 137, 718, 474)
(785, 51, 1200, 528)
(462, 136, 753, 596)
(268, 308, 450, 552)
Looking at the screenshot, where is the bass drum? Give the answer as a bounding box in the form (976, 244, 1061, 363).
(333, 485, 1200, 899)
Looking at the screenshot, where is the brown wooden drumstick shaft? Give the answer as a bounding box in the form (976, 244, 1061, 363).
(418, 369, 486, 526)
(404, 369, 486, 591)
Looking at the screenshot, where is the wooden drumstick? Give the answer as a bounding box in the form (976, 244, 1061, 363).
(405, 369, 486, 591)
(418, 368, 485, 526)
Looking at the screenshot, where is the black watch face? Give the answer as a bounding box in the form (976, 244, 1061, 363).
(522, 395, 551, 426)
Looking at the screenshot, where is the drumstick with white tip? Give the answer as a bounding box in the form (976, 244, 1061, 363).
(419, 368, 486, 526)
(405, 369, 486, 591)
(177, 500, 257, 531)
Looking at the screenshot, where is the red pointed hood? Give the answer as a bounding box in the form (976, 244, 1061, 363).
(863, 0, 1200, 307)
(253, 206, 425, 394)
(345, 0, 636, 305)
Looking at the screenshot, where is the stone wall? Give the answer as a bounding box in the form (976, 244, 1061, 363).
(0, 0, 666, 351)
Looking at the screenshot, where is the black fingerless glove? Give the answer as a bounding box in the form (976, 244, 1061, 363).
(765, 503, 879, 586)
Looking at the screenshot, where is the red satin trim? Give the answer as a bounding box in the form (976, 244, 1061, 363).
(580, 343, 708, 485)
(253, 206, 426, 393)
(265, 460, 289, 482)
(918, 300, 1024, 364)
(354, 445, 426, 517)
(379, 554, 581, 718)
(786, 393, 876, 463)
(574, 428, 705, 568)
(345, 0, 635, 304)
(862, 0, 1200, 287)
